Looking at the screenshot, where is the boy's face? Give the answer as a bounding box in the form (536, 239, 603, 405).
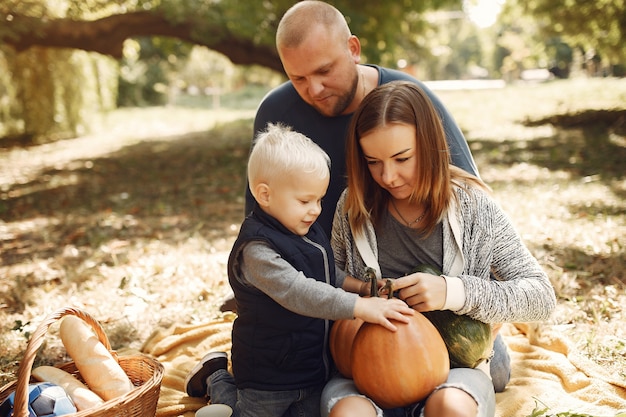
(262, 171, 329, 236)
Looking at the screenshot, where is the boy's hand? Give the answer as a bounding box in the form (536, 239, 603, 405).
(353, 297, 414, 332)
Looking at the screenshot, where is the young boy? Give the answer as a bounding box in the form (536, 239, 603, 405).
(185, 123, 413, 417)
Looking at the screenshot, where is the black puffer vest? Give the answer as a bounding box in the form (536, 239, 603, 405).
(227, 205, 336, 390)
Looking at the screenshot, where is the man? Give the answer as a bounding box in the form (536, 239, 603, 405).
(246, 0, 479, 236)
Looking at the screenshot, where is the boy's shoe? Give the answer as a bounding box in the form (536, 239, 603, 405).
(185, 351, 228, 398)
(195, 404, 233, 417)
(219, 293, 237, 313)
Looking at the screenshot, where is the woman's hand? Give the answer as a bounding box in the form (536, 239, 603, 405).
(392, 271, 447, 312)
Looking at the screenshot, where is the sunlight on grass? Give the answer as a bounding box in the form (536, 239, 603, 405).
(437, 77, 626, 141)
(93, 107, 256, 141)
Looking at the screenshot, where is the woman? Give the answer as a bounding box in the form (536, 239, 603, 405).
(322, 81, 556, 417)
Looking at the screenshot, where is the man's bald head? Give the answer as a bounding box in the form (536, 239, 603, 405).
(276, 1, 351, 51)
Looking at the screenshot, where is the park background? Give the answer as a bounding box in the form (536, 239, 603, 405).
(0, 1, 625, 415)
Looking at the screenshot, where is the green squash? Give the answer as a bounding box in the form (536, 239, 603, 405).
(412, 265, 493, 368)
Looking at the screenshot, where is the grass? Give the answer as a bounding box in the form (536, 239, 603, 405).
(1, 77, 625, 415)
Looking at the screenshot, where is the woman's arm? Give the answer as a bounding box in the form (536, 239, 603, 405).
(392, 189, 556, 324)
(330, 193, 350, 271)
(456, 191, 557, 323)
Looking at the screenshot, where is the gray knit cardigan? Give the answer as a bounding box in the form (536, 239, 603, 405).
(331, 185, 556, 324)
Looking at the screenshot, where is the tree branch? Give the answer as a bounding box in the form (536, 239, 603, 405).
(2, 11, 283, 72)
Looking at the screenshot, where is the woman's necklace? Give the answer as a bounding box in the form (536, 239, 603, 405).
(390, 198, 426, 228)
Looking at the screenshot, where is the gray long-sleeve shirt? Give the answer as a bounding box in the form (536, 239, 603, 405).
(235, 242, 356, 320)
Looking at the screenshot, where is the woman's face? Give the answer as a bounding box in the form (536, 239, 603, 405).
(359, 123, 418, 201)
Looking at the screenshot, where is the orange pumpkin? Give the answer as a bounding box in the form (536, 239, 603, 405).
(329, 317, 364, 378)
(329, 268, 378, 378)
(351, 312, 449, 409)
(330, 273, 450, 408)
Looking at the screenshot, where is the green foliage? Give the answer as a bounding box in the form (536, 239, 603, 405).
(152, 0, 465, 69)
(521, 0, 626, 71)
(0, 0, 121, 141)
(493, 0, 573, 78)
(333, 0, 463, 67)
(117, 37, 192, 107)
(0, 0, 47, 17)
(16, 0, 623, 140)
(545, 37, 573, 78)
(422, 11, 487, 79)
(0, 46, 117, 142)
(0, 0, 473, 141)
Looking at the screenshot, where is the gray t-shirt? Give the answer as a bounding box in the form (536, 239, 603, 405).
(375, 210, 444, 278)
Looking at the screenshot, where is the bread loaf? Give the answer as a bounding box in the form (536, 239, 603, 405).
(32, 365, 105, 411)
(59, 315, 134, 400)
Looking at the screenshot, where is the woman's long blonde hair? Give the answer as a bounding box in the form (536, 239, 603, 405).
(344, 81, 489, 235)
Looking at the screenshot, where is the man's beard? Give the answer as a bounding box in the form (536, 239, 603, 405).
(314, 72, 359, 117)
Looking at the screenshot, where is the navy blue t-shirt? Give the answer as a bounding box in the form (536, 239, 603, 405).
(247, 65, 478, 237)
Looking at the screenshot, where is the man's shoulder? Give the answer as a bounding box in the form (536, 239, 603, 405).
(374, 66, 437, 94)
(260, 81, 298, 101)
(257, 81, 302, 114)
(254, 81, 335, 137)
(255, 81, 313, 128)
(376, 65, 420, 83)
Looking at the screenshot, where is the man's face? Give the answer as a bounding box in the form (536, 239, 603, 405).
(279, 25, 361, 117)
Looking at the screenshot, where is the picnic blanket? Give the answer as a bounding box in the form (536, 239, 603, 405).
(138, 316, 626, 417)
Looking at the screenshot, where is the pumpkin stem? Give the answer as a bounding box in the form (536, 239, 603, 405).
(364, 267, 378, 297)
(381, 279, 394, 299)
(363, 269, 394, 299)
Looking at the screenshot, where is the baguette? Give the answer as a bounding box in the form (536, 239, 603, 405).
(59, 315, 134, 401)
(32, 365, 105, 411)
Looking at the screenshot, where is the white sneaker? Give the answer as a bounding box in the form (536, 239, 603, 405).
(195, 403, 233, 417)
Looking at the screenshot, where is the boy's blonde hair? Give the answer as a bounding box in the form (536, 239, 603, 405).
(248, 123, 331, 192)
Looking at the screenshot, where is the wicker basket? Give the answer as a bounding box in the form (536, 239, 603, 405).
(0, 307, 164, 417)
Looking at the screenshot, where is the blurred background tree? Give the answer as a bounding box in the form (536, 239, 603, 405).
(521, 0, 625, 77)
(0, 0, 624, 142)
